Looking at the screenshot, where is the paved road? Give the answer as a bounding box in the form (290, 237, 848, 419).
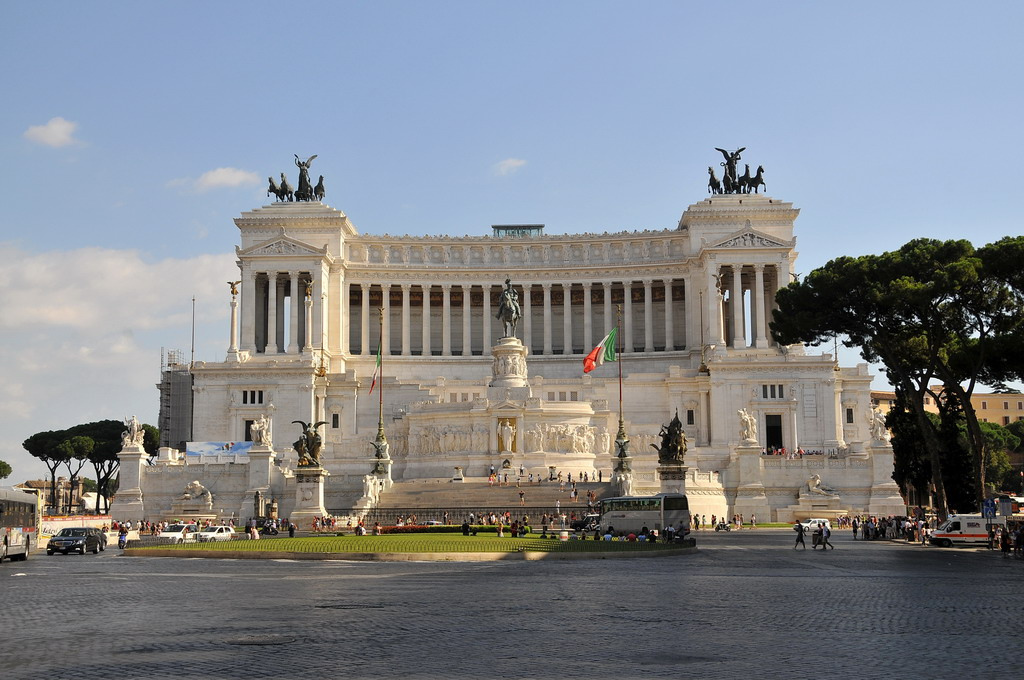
(3, 530, 1021, 679)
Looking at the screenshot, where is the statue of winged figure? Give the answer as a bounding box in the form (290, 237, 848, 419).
(292, 419, 328, 466)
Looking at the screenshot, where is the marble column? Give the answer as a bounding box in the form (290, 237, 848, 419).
(462, 285, 472, 356)
(731, 264, 744, 349)
(381, 283, 391, 355)
(582, 282, 593, 352)
(603, 281, 613, 335)
(228, 293, 239, 354)
(623, 281, 633, 353)
(288, 271, 300, 353)
(754, 264, 768, 348)
(521, 284, 532, 350)
(312, 274, 323, 351)
(401, 284, 412, 356)
(442, 284, 452, 356)
(664, 278, 674, 351)
(562, 283, 572, 354)
(421, 284, 432, 356)
(643, 279, 654, 352)
(482, 284, 492, 349)
(340, 280, 350, 355)
(542, 283, 553, 355)
(360, 283, 371, 356)
(240, 265, 256, 352)
(266, 273, 279, 353)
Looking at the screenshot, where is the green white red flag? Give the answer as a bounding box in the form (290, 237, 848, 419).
(369, 342, 382, 393)
(583, 327, 617, 374)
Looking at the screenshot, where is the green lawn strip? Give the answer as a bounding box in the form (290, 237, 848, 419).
(135, 533, 683, 554)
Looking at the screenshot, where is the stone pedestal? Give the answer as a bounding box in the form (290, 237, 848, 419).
(866, 441, 906, 516)
(731, 443, 769, 520)
(110, 445, 147, 522)
(487, 337, 531, 402)
(240, 445, 275, 519)
(288, 466, 329, 527)
(658, 464, 690, 495)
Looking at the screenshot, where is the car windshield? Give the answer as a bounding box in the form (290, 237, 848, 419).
(163, 525, 187, 532)
(57, 528, 87, 537)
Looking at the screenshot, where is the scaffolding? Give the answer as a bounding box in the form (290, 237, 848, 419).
(157, 348, 193, 450)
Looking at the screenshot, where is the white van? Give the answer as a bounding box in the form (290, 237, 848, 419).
(929, 515, 1002, 547)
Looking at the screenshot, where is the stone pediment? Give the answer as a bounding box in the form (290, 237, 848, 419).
(237, 235, 330, 259)
(491, 400, 522, 411)
(709, 229, 790, 250)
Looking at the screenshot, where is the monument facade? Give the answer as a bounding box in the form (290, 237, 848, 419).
(116, 154, 905, 523)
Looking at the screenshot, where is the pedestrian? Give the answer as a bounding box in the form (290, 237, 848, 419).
(793, 521, 806, 549)
(288, 520, 295, 538)
(519, 490, 526, 506)
(851, 517, 859, 540)
(750, 514, 756, 530)
(820, 522, 834, 550)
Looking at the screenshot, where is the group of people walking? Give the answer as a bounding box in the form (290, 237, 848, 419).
(793, 521, 834, 550)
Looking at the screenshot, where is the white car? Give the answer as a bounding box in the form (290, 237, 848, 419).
(799, 518, 832, 534)
(157, 524, 198, 544)
(194, 526, 236, 542)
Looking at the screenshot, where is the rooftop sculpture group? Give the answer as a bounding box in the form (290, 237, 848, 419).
(267, 154, 326, 202)
(707, 147, 766, 195)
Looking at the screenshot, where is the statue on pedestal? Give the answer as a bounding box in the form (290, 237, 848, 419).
(495, 278, 522, 338)
(251, 413, 272, 447)
(868, 408, 890, 442)
(738, 408, 758, 443)
(121, 415, 145, 448)
(803, 474, 839, 498)
(652, 411, 687, 465)
(292, 420, 327, 467)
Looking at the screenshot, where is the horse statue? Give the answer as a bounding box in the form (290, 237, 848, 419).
(267, 176, 282, 201)
(746, 165, 766, 194)
(495, 277, 522, 338)
(279, 173, 294, 202)
(738, 164, 753, 194)
(707, 167, 722, 195)
(314, 175, 326, 202)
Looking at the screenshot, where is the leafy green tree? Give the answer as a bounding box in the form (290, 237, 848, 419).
(23, 419, 159, 514)
(0, 460, 12, 480)
(22, 430, 70, 510)
(772, 237, 1024, 515)
(56, 435, 94, 513)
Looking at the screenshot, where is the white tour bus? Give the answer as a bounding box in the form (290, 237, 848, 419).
(598, 493, 690, 536)
(1, 487, 39, 562)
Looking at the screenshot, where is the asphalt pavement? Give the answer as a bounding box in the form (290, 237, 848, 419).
(3, 529, 1021, 679)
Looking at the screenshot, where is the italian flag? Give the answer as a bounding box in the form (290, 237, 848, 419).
(369, 342, 382, 393)
(583, 327, 617, 374)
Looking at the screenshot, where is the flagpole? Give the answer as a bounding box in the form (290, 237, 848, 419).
(614, 303, 629, 472)
(376, 307, 385, 439)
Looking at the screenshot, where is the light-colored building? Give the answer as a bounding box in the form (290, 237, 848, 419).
(116, 189, 905, 523)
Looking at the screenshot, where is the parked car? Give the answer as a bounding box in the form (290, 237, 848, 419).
(47, 527, 102, 555)
(799, 518, 832, 534)
(195, 526, 236, 542)
(571, 514, 601, 531)
(158, 524, 198, 544)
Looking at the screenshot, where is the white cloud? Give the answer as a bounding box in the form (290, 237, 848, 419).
(0, 243, 237, 482)
(194, 167, 261, 192)
(23, 116, 79, 147)
(493, 158, 527, 176)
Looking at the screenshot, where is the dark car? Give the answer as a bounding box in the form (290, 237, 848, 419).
(47, 527, 102, 555)
(570, 514, 601, 531)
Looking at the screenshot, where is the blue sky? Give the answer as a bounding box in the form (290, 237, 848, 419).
(3, 3, 1022, 482)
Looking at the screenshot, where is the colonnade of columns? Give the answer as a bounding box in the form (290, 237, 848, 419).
(349, 279, 685, 357)
(240, 270, 320, 355)
(714, 263, 784, 350)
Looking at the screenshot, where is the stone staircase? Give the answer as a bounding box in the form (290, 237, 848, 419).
(351, 478, 615, 524)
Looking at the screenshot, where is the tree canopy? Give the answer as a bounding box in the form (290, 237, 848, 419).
(771, 236, 1024, 514)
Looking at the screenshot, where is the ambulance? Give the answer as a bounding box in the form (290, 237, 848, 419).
(929, 514, 1002, 547)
